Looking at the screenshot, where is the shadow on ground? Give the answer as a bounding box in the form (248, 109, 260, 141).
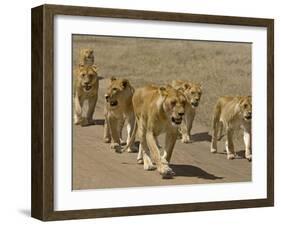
(192, 132, 212, 142)
(170, 164, 223, 180)
(94, 119, 105, 125)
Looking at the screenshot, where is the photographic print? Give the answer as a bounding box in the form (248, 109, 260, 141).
(72, 35, 252, 190)
(32, 5, 273, 220)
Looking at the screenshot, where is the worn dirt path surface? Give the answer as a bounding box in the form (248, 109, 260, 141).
(73, 79, 251, 190)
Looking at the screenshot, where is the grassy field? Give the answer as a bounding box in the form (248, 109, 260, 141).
(73, 35, 251, 129)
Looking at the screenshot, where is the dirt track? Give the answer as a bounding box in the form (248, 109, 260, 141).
(72, 78, 251, 190)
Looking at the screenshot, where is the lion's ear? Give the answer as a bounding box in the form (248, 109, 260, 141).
(159, 86, 168, 97)
(121, 79, 129, 88)
(177, 87, 185, 94)
(110, 76, 117, 81)
(184, 83, 191, 90)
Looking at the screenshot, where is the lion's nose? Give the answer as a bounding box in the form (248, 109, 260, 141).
(178, 112, 184, 116)
(105, 95, 110, 101)
(84, 81, 90, 85)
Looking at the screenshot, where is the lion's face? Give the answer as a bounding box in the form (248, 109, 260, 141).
(77, 65, 98, 93)
(185, 83, 202, 108)
(81, 48, 94, 61)
(239, 96, 252, 121)
(161, 87, 186, 127)
(105, 77, 131, 109)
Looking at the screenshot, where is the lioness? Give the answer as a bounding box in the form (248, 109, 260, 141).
(123, 85, 186, 178)
(103, 77, 135, 153)
(74, 64, 99, 126)
(171, 80, 202, 143)
(79, 48, 95, 66)
(210, 96, 252, 160)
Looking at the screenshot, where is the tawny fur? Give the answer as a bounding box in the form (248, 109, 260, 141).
(103, 77, 136, 153)
(210, 96, 252, 160)
(74, 65, 99, 126)
(122, 85, 186, 179)
(171, 80, 202, 143)
(79, 48, 95, 66)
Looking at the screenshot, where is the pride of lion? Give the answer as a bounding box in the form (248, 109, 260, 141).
(74, 48, 252, 179)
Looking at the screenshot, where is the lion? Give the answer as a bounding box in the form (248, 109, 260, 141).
(79, 48, 95, 66)
(74, 64, 99, 126)
(171, 80, 202, 143)
(122, 85, 187, 179)
(210, 96, 252, 161)
(103, 77, 136, 153)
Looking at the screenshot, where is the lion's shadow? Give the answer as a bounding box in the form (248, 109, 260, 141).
(191, 132, 212, 142)
(170, 164, 223, 180)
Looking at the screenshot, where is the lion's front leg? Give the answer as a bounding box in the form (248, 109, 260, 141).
(103, 114, 111, 143)
(185, 110, 195, 143)
(146, 132, 174, 179)
(84, 95, 97, 126)
(243, 127, 251, 161)
(126, 114, 137, 152)
(137, 144, 144, 164)
(118, 118, 126, 145)
(165, 128, 178, 164)
(210, 120, 219, 154)
(140, 143, 156, 171)
(108, 116, 122, 153)
(74, 94, 83, 125)
(137, 123, 156, 170)
(225, 129, 235, 160)
(180, 117, 188, 143)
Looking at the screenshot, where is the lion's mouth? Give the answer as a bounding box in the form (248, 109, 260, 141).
(244, 115, 252, 121)
(191, 102, 199, 107)
(83, 85, 92, 91)
(171, 117, 182, 125)
(110, 100, 118, 107)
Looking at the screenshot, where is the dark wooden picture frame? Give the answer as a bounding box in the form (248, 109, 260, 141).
(31, 4, 274, 221)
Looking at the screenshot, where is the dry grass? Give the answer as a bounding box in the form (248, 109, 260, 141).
(73, 35, 251, 129)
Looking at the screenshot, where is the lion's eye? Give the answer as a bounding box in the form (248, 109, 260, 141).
(191, 91, 195, 95)
(170, 100, 176, 106)
(244, 104, 248, 108)
(112, 88, 118, 92)
(81, 74, 86, 77)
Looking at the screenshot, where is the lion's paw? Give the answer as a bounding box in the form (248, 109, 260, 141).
(159, 165, 175, 179)
(245, 154, 252, 162)
(144, 163, 156, 171)
(210, 148, 217, 153)
(227, 153, 235, 160)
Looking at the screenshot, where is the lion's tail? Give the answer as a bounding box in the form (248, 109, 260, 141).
(121, 118, 138, 153)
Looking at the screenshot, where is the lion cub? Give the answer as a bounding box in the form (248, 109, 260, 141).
(74, 64, 99, 126)
(210, 96, 252, 160)
(79, 48, 95, 66)
(103, 77, 135, 153)
(171, 80, 202, 143)
(123, 85, 186, 179)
